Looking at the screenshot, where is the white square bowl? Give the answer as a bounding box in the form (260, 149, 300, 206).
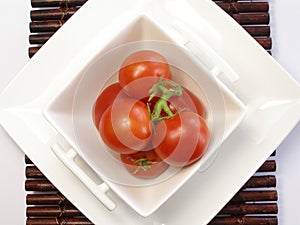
(43, 14, 246, 216)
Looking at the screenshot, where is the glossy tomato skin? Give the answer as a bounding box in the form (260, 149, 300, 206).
(170, 87, 205, 117)
(93, 83, 127, 127)
(120, 150, 169, 179)
(152, 112, 210, 167)
(119, 50, 172, 99)
(99, 98, 152, 154)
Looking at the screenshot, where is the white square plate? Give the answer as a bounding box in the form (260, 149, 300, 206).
(0, 0, 300, 224)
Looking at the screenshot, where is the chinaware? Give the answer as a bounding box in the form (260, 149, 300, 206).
(0, 0, 299, 222)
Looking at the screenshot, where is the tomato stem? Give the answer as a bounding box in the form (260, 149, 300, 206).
(148, 78, 183, 122)
(128, 157, 157, 174)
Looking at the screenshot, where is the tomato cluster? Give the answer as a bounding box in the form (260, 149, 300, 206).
(93, 50, 210, 179)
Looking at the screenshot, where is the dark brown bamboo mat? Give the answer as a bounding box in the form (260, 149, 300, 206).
(26, 1, 277, 224)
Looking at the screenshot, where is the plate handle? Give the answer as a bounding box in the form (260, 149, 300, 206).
(170, 23, 240, 84)
(51, 142, 116, 211)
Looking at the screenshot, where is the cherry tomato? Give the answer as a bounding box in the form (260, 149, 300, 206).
(120, 150, 169, 179)
(152, 111, 210, 167)
(169, 87, 205, 117)
(99, 98, 152, 154)
(93, 83, 126, 127)
(118, 50, 172, 99)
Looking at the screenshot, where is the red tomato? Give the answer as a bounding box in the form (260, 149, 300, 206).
(169, 87, 205, 117)
(152, 112, 210, 167)
(120, 150, 169, 179)
(99, 98, 152, 154)
(118, 50, 172, 99)
(93, 83, 126, 127)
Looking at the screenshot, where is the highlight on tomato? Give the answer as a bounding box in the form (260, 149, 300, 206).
(118, 50, 172, 99)
(98, 98, 152, 154)
(93, 83, 126, 127)
(120, 150, 169, 179)
(171, 87, 206, 117)
(152, 111, 210, 167)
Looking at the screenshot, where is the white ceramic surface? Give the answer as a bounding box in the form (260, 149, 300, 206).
(0, 0, 300, 224)
(43, 36, 246, 215)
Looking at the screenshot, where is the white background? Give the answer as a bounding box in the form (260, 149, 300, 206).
(0, 0, 299, 224)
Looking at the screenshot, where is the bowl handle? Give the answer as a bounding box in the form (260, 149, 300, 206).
(51, 142, 116, 211)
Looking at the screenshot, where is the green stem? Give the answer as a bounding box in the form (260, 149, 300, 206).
(128, 157, 157, 174)
(148, 78, 183, 122)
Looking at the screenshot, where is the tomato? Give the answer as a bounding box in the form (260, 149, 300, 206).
(120, 150, 169, 179)
(99, 98, 152, 154)
(118, 50, 172, 99)
(169, 87, 205, 117)
(93, 83, 127, 127)
(152, 111, 210, 167)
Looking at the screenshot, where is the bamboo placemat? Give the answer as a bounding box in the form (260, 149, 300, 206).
(26, 1, 277, 224)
